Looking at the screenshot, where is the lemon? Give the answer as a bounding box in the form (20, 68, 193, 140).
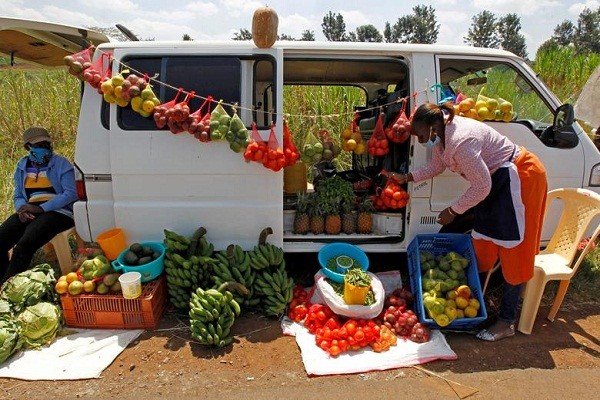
(464, 305, 478, 318)
(55, 280, 68, 295)
(455, 296, 469, 310)
(456, 309, 465, 319)
(434, 313, 451, 327)
(66, 272, 79, 284)
(445, 299, 456, 309)
(346, 139, 357, 151)
(444, 305, 458, 320)
(469, 298, 481, 310)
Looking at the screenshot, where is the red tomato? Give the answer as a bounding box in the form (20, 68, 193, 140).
(329, 345, 341, 357)
(344, 321, 357, 336)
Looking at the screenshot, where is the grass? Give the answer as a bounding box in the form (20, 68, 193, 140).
(0, 49, 599, 302)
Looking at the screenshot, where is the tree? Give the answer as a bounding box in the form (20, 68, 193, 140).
(497, 14, 527, 58)
(321, 11, 348, 41)
(386, 5, 439, 44)
(279, 33, 295, 41)
(232, 28, 252, 41)
(411, 5, 439, 44)
(355, 24, 383, 42)
(552, 20, 575, 46)
(182, 33, 193, 41)
(573, 7, 600, 53)
(300, 30, 315, 41)
(464, 11, 500, 48)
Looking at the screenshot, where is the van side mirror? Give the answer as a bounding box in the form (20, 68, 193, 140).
(554, 103, 574, 128)
(540, 104, 578, 148)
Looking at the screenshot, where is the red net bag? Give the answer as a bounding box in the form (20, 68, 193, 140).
(263, 125, 286, 172)
(153, 88, 183, 129)
(188, 96, 213, 142)
(386, 98, 411, 144)
(244, 122, 268, 163)
(377, 171, 409, 210)
(367, 113, 389, 157)
(64, 45, 94, 79)
(283, 119, 300, 166)
(82, 52, 110, 89)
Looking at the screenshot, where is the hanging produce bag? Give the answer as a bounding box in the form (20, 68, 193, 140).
(99, 69, 131, 107)
(367, 113, 389, 157)
(386, 98, 411, 144)
(243, 123, 268, 163)
(209, 100, 231, 141)
(128, 75, 160, 118)
(316, 128, 340, 163)
(300, 130, 324, 165)
(226, 106, 250, 153)
(188, 96, 213, 142)
(166, 91, 195, 134)
(262, 125, 286, 172)
(82, 52, 110, 89)
(341, 115, 366, 155)
(63, 45, 94, 79)
(153, 88, 183, 129)
(373, 170, 409, 210)
(282, 119, 300, 166)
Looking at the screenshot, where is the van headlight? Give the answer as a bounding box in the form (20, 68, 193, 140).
(590, 163, 600, 186)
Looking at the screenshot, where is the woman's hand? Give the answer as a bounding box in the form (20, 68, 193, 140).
(389, 172, 409, 185)
(437, 207, 457, 225)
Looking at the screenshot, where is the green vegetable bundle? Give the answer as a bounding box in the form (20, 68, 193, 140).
(0, 317, 22, 364)
(78, 255, 111, 280)
(17, 302, 61, 349)
(0, 264, 56, 312)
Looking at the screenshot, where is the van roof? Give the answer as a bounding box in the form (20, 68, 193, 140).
(0, 17, 109, 67)
(98, 39, 520, 59)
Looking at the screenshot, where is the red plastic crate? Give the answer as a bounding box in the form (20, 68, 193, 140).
(60, 275, 166, 330)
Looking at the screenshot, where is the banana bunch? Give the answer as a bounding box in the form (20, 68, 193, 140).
(212, 244, 258, 307)
(253, 260, 294, 316)
(164, 227, 215, 310)
(189, 286, 241, 347)
(248, 228, 284, 271)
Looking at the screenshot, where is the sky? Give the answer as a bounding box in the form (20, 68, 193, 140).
(3, 0, 599, 56)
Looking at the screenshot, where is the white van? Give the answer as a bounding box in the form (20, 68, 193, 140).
(2, 19, 598, 252)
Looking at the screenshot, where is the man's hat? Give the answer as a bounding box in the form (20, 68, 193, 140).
(23, 127, 52, 146)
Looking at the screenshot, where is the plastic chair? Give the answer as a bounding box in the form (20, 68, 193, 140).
(517, 188, 600, 334)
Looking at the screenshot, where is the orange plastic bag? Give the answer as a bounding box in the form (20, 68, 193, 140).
(243, 123, 269, 163)
(375, 171, 409, 210)
(262, 125, 286, 172)
(153, 88, 183, 129)
(367, 113, 389, 157)
(386, 98, 411, 144)
(283, 119, 300, 166)
(82, 52, 111, 89)
(64, 45, 94, 79)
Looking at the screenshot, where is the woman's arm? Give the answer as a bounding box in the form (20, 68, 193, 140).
(451, 142, 492, 214)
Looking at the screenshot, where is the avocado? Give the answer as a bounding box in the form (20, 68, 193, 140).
(138, 256, 152, 265)
(130, 242, 143, 253)
(96, 283, 110, 295)
(151, 251, 161, 260)
(123, 250, 139, 266)
(142, 246, 154, 257)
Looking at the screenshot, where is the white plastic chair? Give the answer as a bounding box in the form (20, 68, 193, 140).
(517, 188, 600, 334)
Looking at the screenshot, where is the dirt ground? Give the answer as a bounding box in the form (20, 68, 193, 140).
(1, 255, 599, 399)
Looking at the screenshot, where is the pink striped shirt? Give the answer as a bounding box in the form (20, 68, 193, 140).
(410, 116, 518, 214)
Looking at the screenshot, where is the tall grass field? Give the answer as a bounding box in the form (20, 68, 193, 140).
(1, 47, 599, 300)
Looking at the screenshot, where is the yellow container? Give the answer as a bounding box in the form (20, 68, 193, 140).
(343, 279, 370, 305)
(283, 162, 307, 194)
(96, 228, 127, 261)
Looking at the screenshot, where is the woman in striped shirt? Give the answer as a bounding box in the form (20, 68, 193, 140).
(394, 102, 547, 341)
(0, 127, 78, 283)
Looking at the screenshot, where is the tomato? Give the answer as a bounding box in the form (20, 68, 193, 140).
(354, 329, 365, 342)
(344, 321, 357, 336)
(325, 317, 339, 330)
(319, 340, 331, 351)
(329, 345, 341, 357)
(316, 310, 327, 322)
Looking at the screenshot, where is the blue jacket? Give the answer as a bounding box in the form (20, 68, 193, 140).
(13, 154, 78, 215)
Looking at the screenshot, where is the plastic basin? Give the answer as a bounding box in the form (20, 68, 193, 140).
(112, 241, 165, 283)
(318, 242, 369, 283)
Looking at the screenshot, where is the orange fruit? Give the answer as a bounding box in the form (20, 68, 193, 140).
(456, 285, 472, 299)
(68, 280, 84, 296)
(83, 280, 96, 293)
(66, 272, 79, 284)
(455, 296, 469, 310)
(464, 305, 478, 318)
(346, 139, 357, 151)
(55, 280, 68, 295)
(469, 298, 481, 310)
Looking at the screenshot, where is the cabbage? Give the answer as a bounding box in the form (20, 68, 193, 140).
(17, 302, 61, 349)
(0, 317, 22, 364)
(0, 299, 12, 319)
(0, 264, 56, 312)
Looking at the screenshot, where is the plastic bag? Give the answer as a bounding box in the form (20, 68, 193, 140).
(209, 100, 231, 140)
(283, 119, 300, 166)
(367, 113, 389, 157)
(226, 106, 250, 153)
(300, 130, 324, 165)
(82, 52, 110, 89)
(262, 125, 286, 172)
(63, 45, 94, 79)
(314, 270, 384, 319)
(375, 171, 409, 210)
(188, 96, 213, 142)
(386, 98, 411, 144)
(342, 114, 367, 155)
(165, 91, 194, 134)
(153, 88, 183, 129)
(243, 122, 268, 163)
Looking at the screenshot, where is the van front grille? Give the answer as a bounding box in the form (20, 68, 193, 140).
(420, 216, 437, 225)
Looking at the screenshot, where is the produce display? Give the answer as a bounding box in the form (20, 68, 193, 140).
(372, 175, 409, 210)
(454, 89, 514, 122)
(341, 122, 367, 155)
(225, 107, 250, 153)
(17, 302, 61, 349)
(163, 227, 215, 310)
(63, 47, 92, 80)
(99, 70, 132, 107)
(418, 250, 481, 327)
(121, 242, 162, 266)
(211, 244, 258, 307)
(189, 283, 246, 347)
(376, 287, 430, 343)
(209, 100, 231, 141)
(1, 264, 56, 312)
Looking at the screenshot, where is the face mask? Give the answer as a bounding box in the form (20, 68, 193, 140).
(420, 128, 440, 149)
(28, 147, 53, 164)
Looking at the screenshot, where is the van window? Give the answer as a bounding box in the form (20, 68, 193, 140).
(106, 55, 275, 130)
(438, 57, 555, 136)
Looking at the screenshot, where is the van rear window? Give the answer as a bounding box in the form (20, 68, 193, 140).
(109, 55, 271, 131)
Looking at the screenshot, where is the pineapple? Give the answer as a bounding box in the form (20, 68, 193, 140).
(293, 192, 311, 234)
(325, 213, 342, 235)
(357, 197, 375, 234)
(309, 200, 325, 235)
(341, 199, 357, 234)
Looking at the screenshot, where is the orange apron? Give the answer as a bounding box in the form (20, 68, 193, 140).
(473, 147, 547, 285)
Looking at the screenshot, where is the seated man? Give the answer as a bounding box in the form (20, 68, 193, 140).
(0, 127, 78, 283)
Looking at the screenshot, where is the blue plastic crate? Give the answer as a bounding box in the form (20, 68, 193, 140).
(407, 234, 487, 330)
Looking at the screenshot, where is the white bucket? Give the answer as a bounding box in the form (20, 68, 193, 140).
(119, 271, 142, 299)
